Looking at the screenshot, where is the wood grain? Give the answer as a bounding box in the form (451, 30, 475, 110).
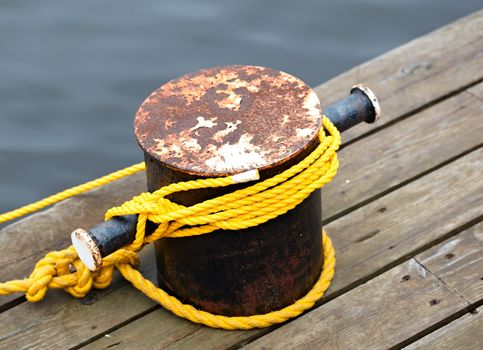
(417, 222, 483, 304)
(322, 147, 483, 295)
(315, 9, 483, 143)
(242, 260, 469, 350)
(322, 84, 483, 220)
(83, 310, 202, 350)
(0, 246, 156, 350)
(404, 307, 483, 350)
(242, 222, 483, 350)
(77, 147, 483, 350)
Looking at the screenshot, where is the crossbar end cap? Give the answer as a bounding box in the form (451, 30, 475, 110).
(71, 229, 102, 271)
(351, 84, 381, 123)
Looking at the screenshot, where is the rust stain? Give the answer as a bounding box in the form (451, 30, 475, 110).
(134, 65, 323, 175)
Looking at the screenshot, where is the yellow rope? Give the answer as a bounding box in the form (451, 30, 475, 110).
(0, 116, 340, 330)
(0, 162, 146, 224)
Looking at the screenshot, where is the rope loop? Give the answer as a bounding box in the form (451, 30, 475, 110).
(0, 116, 341, 329)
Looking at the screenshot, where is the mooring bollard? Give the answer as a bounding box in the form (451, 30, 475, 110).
(72, 65, 380, 316)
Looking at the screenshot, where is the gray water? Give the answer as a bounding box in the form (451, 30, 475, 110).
(0, 0, 481, 212)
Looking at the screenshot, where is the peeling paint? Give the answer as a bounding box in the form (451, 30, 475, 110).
(134, 65, 322, 175)
(191, 116, 218, 131)
(205, 134, 267, 172)
(296, 128, 313, 138)
(213, 120, 242, 142)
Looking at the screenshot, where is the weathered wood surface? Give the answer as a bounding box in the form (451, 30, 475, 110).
(76, 141, 483, 350)
(316, 9, 483, 143)
(417, 221, 483, 304)
(243, 260, 469, 350)
(404, 307, 483, 350)
(323, 83, 483, 220)
(468, 80, 483, 100)
(0, 10, 482, 350)
(243, 224, 483, 349)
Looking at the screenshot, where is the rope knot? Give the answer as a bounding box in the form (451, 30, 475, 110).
(22, 247, 140, 302)
(24, 247, 93, 301)
(26, 263, 56, 302)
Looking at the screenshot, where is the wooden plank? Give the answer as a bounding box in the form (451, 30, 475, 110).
(323, 85, 483, 220)
(326, 148, 482, 296)
(84, 310, 202, 350)
(400, 224, 483, 349)
(404, 307, 483, 350)
(242, 222, 483, 350)
(417, 221, 483, 304)
(315, 9, 483, 143)
(0, 270, 156, 350)
(77, 147, 483, 350)
(242, 259, 469, 350)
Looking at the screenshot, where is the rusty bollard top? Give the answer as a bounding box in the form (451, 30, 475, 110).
(134, 65, 323, 176)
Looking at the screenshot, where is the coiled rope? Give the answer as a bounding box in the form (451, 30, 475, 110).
(0, 116, 340, 330)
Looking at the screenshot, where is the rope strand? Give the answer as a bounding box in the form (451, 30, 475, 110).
(0, 162, 145, 224)
(0, 116, 340, 330)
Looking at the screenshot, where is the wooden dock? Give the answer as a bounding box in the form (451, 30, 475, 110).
(1, 10, 482, 350)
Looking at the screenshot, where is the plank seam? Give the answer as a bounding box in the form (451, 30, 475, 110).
(238, 214, 483, 349)
(69, 305, 161, 350)
(0, 295, 25, 314)
(324, 142, 483, 225)
(414, 257, 472, 305)
(466, 89, 483, 102)
(391, 256, 483, 349)
(389, 298, 483, 350)
(158, 326, 204, 350)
